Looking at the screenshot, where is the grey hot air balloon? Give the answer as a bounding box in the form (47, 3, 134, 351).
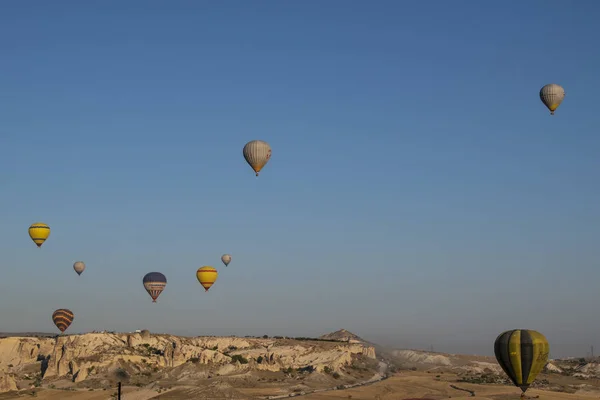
(221, 254, 232, 267)
(143, 272, 167, 303)
(73, 261, 86, 276)
(243, 140, 272, 176)
(539, 83, 565, 115)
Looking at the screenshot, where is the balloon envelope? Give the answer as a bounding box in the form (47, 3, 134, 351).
(243, 140, 272, 176)
(29, 222, 50, 248)
(494, 329, 549, 393)
(221, 254, 232, 267)
(143, 272, 167, 302)
(539, 83, 565, 115)
(52, 309, 74, 333)
(73, 261, 86, 276)
(196, 266, 218, 291)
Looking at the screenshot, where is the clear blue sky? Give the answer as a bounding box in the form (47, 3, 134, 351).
(1, 0, 599, 359)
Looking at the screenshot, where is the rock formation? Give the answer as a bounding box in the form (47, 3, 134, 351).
(0, 332, 376, 393)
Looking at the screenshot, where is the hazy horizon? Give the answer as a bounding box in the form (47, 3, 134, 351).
(1, 0, 599, 361)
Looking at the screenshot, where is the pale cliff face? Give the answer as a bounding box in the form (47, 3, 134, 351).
(0, 333, 377, 393)
(0, 337, 55, 371)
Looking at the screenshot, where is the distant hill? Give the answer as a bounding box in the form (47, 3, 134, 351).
(320, 329, 366, 343)
(319, 329, 403, 370)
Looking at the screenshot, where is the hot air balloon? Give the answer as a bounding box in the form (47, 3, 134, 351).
(539, 84, 565, 115)
(28, 222, 50, 248)
(196, 266, 218, 292)
(52, 309, 74, 333)
(494, 329, 549, 397)
(243, 140, 272, 176)
(73, 261, 86, 276)
(143, 272, 167, 303)
(221, 254, 232, 267)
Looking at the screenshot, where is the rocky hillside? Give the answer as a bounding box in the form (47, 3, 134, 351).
(389, 348, 600, 394)
(4, 331, 600, 398)
(0, 331, 378, 395)
(319, 329, 397, 366)
(390, 349, 504, 373)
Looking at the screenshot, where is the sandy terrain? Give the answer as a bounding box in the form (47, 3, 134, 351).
(0, 386, 157, 399)
(298, 372, 600, 400)
(2, 371, 598, 400)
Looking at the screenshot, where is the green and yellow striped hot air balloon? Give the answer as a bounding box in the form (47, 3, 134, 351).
(494, 329, 549, 397)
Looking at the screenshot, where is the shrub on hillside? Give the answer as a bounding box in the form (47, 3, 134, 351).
(231, 354, 248, 364)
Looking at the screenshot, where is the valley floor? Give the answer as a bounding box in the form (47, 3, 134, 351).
(1, 371, 599, 400)
(298, 372, 600, 400)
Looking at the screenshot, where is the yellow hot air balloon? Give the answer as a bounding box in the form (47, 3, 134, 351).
(243, 140, 272, 176)
(196, 266, 218, 292)
(29, 222, 50, 248)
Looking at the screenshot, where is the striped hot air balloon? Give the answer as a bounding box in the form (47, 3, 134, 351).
(73, 261, 86, 276)
(539, 84, 565, 115)
(196, 266, 218, 292)
(143, 272, 167, 303)
(221, 254, 232, 267)
(494, 329, 549, 395)
(28, 222, 50, 248)
(52, 309, 74, 333)
(243, 140, 272, 176)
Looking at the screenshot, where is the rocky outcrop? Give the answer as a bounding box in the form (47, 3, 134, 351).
(0, 337, 54, 371)
(229, 342, 375, 373)
(545, 362, 563, 373)
(578, 362, 600, 376)
(0, 372, 17, 392)
(0, 333, 376, 392)
(361, 344, 376, 359)
(392, 349, 453, 366)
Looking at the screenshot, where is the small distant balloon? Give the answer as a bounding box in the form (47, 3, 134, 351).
(29, 222, 50, 248)
(143, 272, 167, 303)
(196, 266, 218, 292)
(221, 254, 232, 267)
(539, 84, 565, 115)
(73, 261, 86, 276)
(243, 140, 272, 176)
(52, 309, 74, 333)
